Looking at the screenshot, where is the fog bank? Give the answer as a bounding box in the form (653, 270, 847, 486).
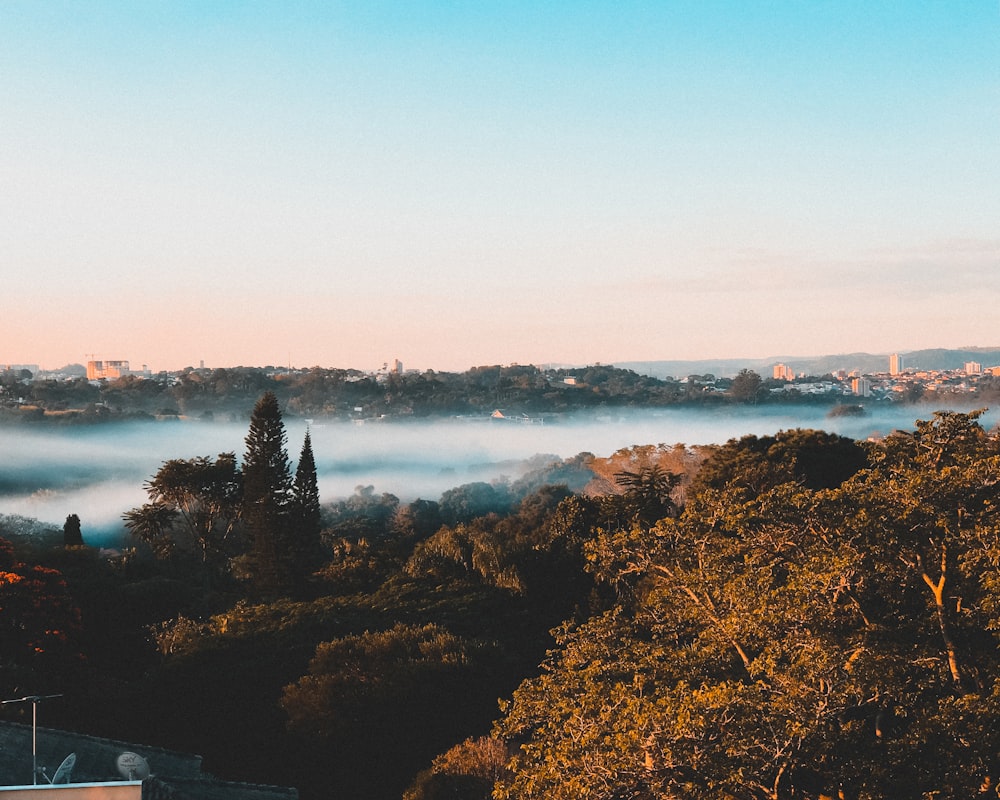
(1, 404, 994, 544)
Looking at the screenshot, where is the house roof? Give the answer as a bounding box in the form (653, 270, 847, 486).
(0, 722, 296, 800)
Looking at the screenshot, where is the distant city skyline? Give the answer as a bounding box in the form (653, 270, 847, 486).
(7, 345, 1000, 380)
(3, 2, 998, 373)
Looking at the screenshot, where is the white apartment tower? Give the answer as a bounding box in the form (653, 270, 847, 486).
(889, 353, 903, 375)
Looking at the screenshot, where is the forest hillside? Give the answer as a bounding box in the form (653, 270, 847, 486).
(1, 402, 998, 799)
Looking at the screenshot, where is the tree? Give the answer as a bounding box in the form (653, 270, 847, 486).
(240, 391, 293, 594)
(495, 412, 1000, 799)
(405, 736, 510, 800)
(498, 482, 870, 798)
(289, 429, 324, 581)
(687, 429, 868, 502)
(122, 453, 242, 580)
(439, 481, 511, 525)
(834, 410, 1000, 696)
(392, 499, 444, 542)
(0, 538, 83, 696)
(606, 464, 679, 528)
(326, 484, 400, 542)
(282, 623, 494, 799)
(62, 514, 83, 547)
(730, 368, 764, 403)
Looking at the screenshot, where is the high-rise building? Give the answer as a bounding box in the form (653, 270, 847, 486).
(965, 361, 983, 375)
(852, 377, 871, 397)
(772, 363, 794, 381)
(889, 353, 903, 375)
(86, 360, 130, 380)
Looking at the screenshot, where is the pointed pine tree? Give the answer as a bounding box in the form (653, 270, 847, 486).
(290, 429, 324, 582)
(241, 391, 293, 594)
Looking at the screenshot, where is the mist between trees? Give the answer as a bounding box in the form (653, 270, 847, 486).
(2, 399, 1000, 799)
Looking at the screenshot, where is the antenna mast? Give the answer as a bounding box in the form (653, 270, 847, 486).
(1, 694, 63, 784)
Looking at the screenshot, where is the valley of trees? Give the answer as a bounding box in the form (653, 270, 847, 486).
(3, 397, 1000, 799)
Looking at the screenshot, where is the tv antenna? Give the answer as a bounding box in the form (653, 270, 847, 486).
(1, 694, 64, 785)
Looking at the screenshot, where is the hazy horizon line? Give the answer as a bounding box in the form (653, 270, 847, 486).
(13, 344, 1000, 376)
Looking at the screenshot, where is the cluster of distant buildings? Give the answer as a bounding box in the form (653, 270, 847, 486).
(771, 353, 1000, 400)
(0, 361, 154, 381)
(2, 359, 403, 383)
(5, 353, 1000, 405)
(83, 360, 152, 380)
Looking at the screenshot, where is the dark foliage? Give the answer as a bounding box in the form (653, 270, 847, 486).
(11, 412, 999, 800)
(0, 362, 890, 425)
(289, 430, 324, 582)
(62, 513, 83, 547)
(241, 391, 294, 594)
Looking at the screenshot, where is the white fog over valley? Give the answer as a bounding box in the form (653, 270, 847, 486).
(2, 403, 996, 544)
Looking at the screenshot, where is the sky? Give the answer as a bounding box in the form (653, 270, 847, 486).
(2, 1, 998, 373)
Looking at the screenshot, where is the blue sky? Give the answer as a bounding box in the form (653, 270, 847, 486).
(2, 1, 998, 371)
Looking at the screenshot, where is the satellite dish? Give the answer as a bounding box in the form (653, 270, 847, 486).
(116, 752, 150, 780)
(49, 753, 76, 784)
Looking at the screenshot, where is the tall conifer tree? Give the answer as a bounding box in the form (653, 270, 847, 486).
(290, 429, 324, 580)
(242, 391, 292, 593)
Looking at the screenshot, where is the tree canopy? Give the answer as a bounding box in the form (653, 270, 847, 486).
(123, 453, 242, 579)
(17, 406, 1000, 800)
(494, 410, 1000, 799)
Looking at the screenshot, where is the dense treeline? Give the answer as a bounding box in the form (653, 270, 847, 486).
(0, 364, 709, 422)
(494, 411, 1000, 799)
(8, 362, 990, 424)
(1, 403, 999, 799)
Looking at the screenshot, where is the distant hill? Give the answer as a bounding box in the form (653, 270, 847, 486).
(615, 348, 1000, 380)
